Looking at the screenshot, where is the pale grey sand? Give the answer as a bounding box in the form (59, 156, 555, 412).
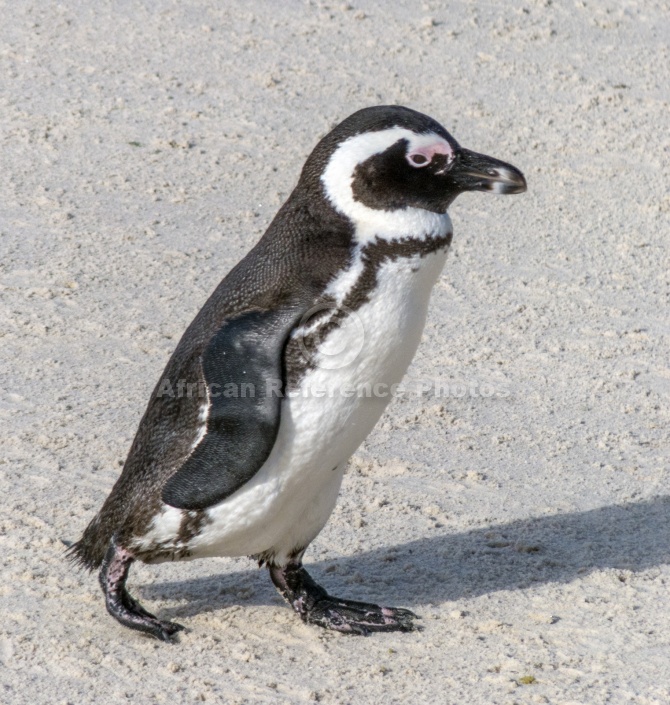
(1, 1, 669, 703)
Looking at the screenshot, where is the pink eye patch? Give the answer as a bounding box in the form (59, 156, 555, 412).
(406, 141, 454, 170)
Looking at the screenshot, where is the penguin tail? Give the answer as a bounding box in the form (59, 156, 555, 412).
(65, 514, 112, 571)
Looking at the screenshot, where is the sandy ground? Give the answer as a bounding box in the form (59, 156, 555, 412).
(1, 1, 669, 703)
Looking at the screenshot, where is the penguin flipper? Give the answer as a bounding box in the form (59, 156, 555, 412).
(161, 308, 299, 511)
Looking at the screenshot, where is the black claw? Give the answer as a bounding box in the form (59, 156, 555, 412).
(269, 562, 421, 635)
(153, 623, 183, 643)
(99, 541, 184, 642)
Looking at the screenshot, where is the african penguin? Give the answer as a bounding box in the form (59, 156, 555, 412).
(70, 105, 526, 641)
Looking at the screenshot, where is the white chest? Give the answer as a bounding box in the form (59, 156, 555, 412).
(140, 234, 451, 566)
(192, 245, 448, 559)
(286, 245, 450, 463)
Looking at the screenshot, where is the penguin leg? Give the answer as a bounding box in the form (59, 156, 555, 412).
(99, 542, 184, 642)
(269, 561, 420, 635)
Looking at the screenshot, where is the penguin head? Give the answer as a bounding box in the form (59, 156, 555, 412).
(300, 105, 526, 240)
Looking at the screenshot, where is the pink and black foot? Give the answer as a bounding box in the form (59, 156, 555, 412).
(99, 542, 184, 642)
(269, 562, 420, 635)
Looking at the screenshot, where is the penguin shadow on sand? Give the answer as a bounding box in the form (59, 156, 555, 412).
(143, 494, 670, 621)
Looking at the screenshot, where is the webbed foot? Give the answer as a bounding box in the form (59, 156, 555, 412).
(269, 562, 420, 635)
(99, 542, 184, 642)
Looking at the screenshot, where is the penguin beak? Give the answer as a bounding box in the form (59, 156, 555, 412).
(450, 148, 527, 195)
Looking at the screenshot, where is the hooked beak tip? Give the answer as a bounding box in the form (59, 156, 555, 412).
(485, 167, 527, 195)
(455, 149, 527, 196)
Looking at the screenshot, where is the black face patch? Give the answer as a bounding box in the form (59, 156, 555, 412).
(350, 139, 460, 214)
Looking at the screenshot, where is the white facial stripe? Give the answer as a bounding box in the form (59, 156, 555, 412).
(320, 127, 453, 244)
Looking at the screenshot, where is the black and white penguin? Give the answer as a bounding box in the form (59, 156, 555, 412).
(70, 105, 526, 641)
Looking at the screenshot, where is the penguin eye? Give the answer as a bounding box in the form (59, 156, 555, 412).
(407, 153, 430, 168)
